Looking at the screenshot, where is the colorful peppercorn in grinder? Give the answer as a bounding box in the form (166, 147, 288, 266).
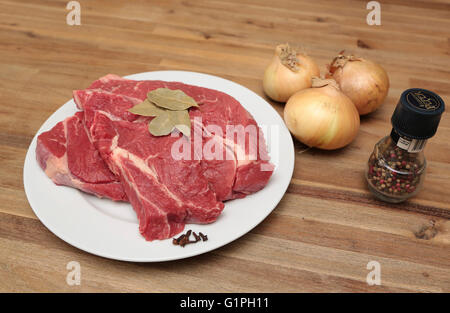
(366, 88, 445, 203)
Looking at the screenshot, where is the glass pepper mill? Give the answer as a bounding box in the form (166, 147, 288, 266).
(366, 88, 445, 203)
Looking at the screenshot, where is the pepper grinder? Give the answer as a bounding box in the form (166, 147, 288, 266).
(366, 88, 445, 203)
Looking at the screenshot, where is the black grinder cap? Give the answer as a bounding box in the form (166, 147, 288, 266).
(391, 88, 445, 139)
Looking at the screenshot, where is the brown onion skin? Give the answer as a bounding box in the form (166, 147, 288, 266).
(328, 59, 389, 115)
(263, 47, 320, 103)
(284, 84, 360, 150)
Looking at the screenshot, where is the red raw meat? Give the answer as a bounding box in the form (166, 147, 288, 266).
(90, 111, 224, 240)
(37, 74, 274, 241)
(76, 75, 274, 200)
(36, 112, 127, 201)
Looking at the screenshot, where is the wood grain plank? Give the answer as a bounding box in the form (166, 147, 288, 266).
(0, 0, 449, 292)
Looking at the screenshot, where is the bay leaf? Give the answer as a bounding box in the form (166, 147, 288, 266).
(147, 88, 198, 111)
(147, 110, 192, 137)
(148, 111, 174, 136)
(171, 110, 191, 137)
(128, 99, 165, 117)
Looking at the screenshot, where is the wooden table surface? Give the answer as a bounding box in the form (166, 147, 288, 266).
(1, 0, 449, 293)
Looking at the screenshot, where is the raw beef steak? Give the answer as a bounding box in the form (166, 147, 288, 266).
(38, 74, 274, 241)
(90, 111, 224, 240)
(74, 87, 237, 201)
(76, 75, 274, 200)
(36, 112, 127, 201)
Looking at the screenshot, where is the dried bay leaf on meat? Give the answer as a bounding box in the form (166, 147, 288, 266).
(147, 88, 198, 111)
(128, 99, 165, 117)
(171, 110, 191, 137)
(148, 110, 192, 137)
(129, 88, 194, 137)
(148, 111, 174, 136)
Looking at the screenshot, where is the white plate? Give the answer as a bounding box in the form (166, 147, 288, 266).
(23, 71, 294, 262)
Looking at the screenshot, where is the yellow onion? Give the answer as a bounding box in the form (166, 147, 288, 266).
(284, 78, 360, 150)
(327, 51, 389, 115)
(263, 44, 320, 102)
